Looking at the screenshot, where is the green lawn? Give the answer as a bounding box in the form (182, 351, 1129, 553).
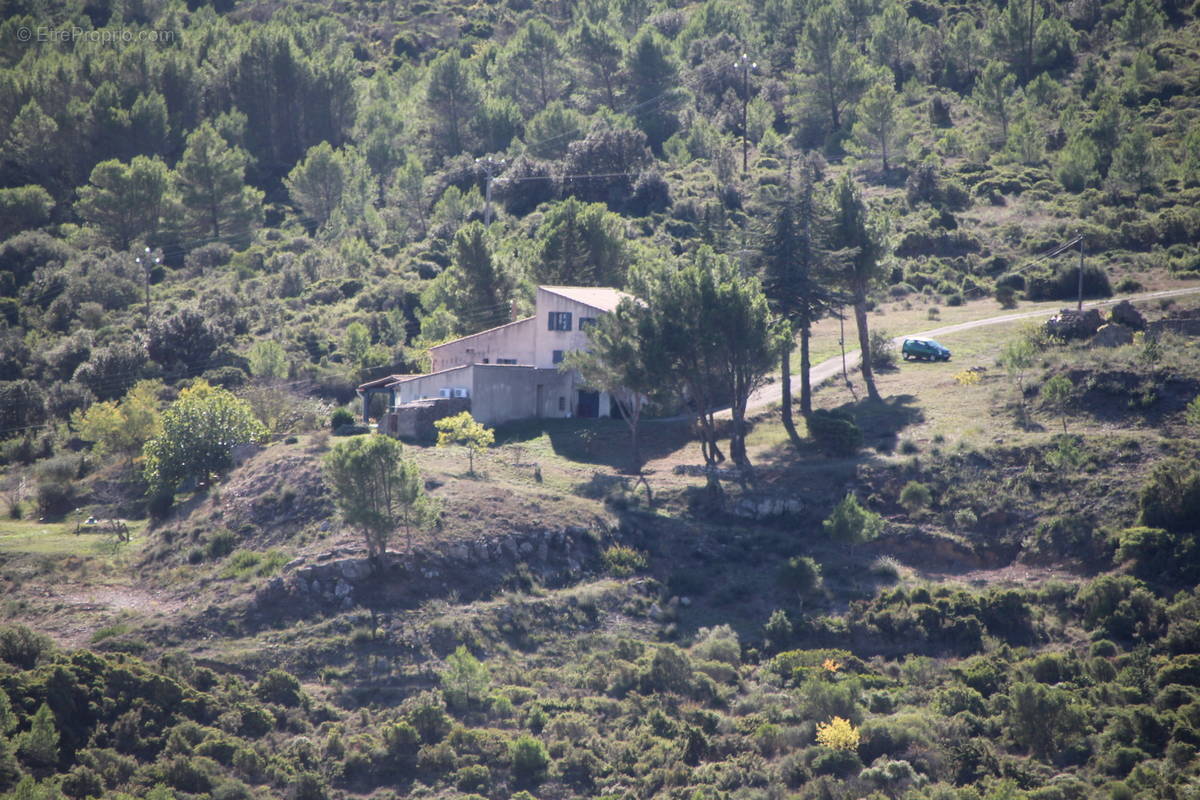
(0, 519, 147, 559)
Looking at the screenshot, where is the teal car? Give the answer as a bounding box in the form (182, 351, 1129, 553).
(902, 338, 952, 361)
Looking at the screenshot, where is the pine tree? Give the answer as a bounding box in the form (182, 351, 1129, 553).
(175, 122, 263, 243)
(498, 19, 567, 115)
(1109, 122, 1163, 194)
(624, 27, 682, 151)
(1116, 0, 1164, 47)
(832, 174, 886, 402)
(972, 61, 1018, 145)
(16, 704, 57, 771)
(850, 82, 905, 172)
(75, 156, 172, 250)
(426, 51, 481, 158)
(798, 4, 870, 133)
(762, 157, 838, 440)
(573, 19, 623, 109)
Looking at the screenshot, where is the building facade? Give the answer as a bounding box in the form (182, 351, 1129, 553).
(359, 286, 630, 432)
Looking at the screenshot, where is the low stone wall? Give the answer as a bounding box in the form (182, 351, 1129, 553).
(253, 524, 608, 615)
(1148, 318, 1200, 337)
(379, 397, 470, 442)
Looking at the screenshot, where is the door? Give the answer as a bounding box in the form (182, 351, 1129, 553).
(577, 390, 600, 418)
(536, 384, 543, 418)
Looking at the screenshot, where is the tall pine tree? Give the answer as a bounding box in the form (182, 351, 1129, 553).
(832, 174, 886, 402)
(762, 157, 841, 439)
(175, 122, 263, 244)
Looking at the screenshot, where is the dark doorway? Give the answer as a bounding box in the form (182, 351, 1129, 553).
(577, 390, 600, 418)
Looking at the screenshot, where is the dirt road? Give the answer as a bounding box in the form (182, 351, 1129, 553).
(744, 287, 1200, 413)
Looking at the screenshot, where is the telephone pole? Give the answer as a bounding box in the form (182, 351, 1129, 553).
(737, 53, 756, 175)
(476, 157, 505, 226)
(1076, 231, 1085, 311)
(135, 246, 160, 323)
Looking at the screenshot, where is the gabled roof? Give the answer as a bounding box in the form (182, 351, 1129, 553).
(427, 315, 535, 353)
(358, 374, 418, 392)
(539, 286, 631, 313)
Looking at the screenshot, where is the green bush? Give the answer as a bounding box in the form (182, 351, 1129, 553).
(602, 545, 648, 577)
(330, 408, 356, 429)
(778, 555, 823, 598)
(823, 494, 885, 548)
(509, 735, 549, 785)
(807, 409, 862, 456)
(205, 530, 237, 560)
(1026, 263, 1112, 301)
(0, 625, 54, 670)
(254, 669, 302, 707)
(869, 329, 896, 370)
(1139, 459, 1200, 534)
(898, 481, 933, 513)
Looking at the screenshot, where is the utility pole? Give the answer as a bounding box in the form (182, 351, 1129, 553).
(476, 157, 505, 226)
(737, 53, 756, 175)
(1076, 231, 1085, 311)
(135, 246, 159, 323)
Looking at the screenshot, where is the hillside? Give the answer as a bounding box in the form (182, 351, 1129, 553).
(4, 0, 1200, 798)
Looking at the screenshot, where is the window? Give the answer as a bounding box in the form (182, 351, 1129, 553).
(579, 316, 597, 331)
(552, 350, 564, 364)
(482, 358, 489, 363)
(558, 396, 566, 411)
(497, 358, 517, 365)
(548, 311, 572, 331)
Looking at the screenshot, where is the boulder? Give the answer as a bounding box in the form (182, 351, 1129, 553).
(1091, 323, 1134, 348)
(1109, 299, 1145, 331)
(1045, 308, 1103, 340)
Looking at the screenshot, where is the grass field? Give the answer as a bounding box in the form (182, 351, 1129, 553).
(0, 518, 148, 559)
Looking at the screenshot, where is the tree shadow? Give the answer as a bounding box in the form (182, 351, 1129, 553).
(837, 394, 925, 454)
(493, 417, 695, 470)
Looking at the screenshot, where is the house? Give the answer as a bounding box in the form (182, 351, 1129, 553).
(358, 286, 631, 437)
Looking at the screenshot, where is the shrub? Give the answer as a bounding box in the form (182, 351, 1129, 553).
(330, 408, 355, 429)
(205, 530, 237, 560)
(0, 625, 54, 669)
(602, 545, 648, 577)
(823, 494, 885, 548)
(870, 556, 902, 581)
(870, 329, 897, 370)
(35, 455, 80, 518)
(1026, 263, 1112, 301)
(778, 556, 823, 597)
(1139, 459, 1200, 533)
(255, 669, 303, 707)
(808, 409, 862, 456)
(815, 716, 860, 751)
(898, 481, 933, 513)
(509, 735, 550, 785)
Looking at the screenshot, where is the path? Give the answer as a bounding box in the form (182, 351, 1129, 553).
(742, 287, 1200, 414)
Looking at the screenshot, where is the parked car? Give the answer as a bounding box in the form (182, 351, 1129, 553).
(902, 338, 952, 361)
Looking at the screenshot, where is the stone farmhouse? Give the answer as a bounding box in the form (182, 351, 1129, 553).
(357, 286, 630, 439)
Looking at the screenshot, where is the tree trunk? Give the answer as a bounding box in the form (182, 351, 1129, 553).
(780, 340, 802, 447)
(729, 411, 750, 466)
(799, 322, 813, 416)
(854, 299, 881, 401)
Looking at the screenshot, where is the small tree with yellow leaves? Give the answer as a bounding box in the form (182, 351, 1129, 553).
(815, 716, 860, 752)
(434, 412, 494, 475)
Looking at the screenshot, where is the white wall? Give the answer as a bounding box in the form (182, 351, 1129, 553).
(428, 317, 537, 372)
(533, 288, 606, 369)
